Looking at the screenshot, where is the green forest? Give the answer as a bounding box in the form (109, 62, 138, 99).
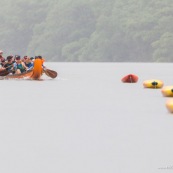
(0, 0, 173, 62)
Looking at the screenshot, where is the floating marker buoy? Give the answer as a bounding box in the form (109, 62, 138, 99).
(143, 79, 164, 88)
(166, 99, 173, 113)
(121, 74, 138, 83)
(161, 86, 173, 97)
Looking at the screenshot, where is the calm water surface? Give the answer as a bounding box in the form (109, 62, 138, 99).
(0, 62, 173, 173)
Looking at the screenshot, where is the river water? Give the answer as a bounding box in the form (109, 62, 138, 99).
(0, 62, 173, 173)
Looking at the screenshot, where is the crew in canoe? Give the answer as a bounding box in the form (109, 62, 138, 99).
(4, 55, 16, 74)
(23, 56, 34, 70)
(15, 55, 28, 74)
(30, 57, 35, 62)
(0, 54, 57, 79)
(0, 58, 6, 68)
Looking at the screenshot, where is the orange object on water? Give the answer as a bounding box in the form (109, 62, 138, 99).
(42, 58, 45, 63)
(30, 59, 43, 80)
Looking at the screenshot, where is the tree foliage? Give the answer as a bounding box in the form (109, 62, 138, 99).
(0, 0, 173, 62)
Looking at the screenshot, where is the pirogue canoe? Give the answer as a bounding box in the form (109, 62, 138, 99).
(121, 74, 138, 83)
(0, 59, 56, 80)
(0, 70, 33, 79)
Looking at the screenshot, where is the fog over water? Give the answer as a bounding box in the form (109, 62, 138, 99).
(0, 62, 173, 173)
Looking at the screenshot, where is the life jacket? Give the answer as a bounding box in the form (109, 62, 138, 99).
(4, 62, 14, 72)
(17, 63, 26, 73)
(25, 62, 33, 68)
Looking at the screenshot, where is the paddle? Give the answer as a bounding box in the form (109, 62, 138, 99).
(43, 68, 58, 78)
(0, 63, 15, 76)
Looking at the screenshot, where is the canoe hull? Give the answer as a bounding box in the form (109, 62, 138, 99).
(0, 69, 9, 76)
(1, 70, 33, 79)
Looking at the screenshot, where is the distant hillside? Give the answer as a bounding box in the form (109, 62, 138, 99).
(0, 0, 173, 62)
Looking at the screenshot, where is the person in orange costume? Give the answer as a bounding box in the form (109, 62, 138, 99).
(30, 57, 43, 80)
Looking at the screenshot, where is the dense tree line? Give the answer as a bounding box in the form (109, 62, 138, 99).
(0, 0, 173, 62)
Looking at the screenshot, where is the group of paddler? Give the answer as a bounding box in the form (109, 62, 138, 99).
(0, 50, 57, 79)
(0, 50, 44, 74)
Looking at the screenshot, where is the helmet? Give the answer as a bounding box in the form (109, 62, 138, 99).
(0, 50, 3, 54)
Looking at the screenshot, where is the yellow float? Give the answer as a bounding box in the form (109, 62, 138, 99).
(143, 79, 164, 89)
(161, 86, 173, 97)
(166, 99, 173, 113)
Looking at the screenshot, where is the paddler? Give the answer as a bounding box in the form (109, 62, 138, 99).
(4, 55, 16, 74)
(0, 58, 6, 71)
(0, 58, 6, 67)
(37, 55, 46, 70)
(23, 56, 34, 70)
(0, 50, 4, 62)
(15, 55, 28, 74)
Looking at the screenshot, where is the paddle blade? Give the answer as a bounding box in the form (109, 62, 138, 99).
(44, 69, 57, 78)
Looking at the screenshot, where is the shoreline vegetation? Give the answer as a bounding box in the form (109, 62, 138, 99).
(0, 0, 173, 62)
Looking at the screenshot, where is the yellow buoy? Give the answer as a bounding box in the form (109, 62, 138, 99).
(143, 79, 164, 89)
(161, 86, 173, 97)
(166, 99, 173, 113)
